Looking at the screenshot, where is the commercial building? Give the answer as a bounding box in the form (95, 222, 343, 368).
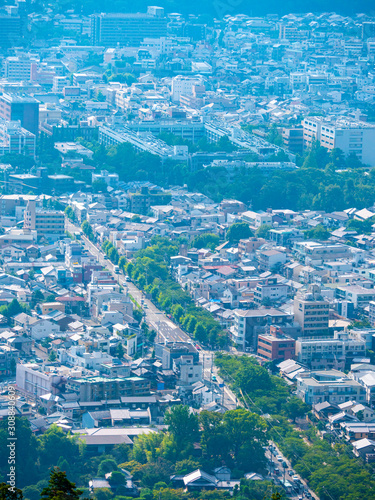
(257, 325, 296, 362)
(0, 119, 36, 157)
(90, 9, 167, 47)
(294, 285, 329, 338)
(296, 369, 367, 405)
(302, 117, 375, 164)
(24, 200, 65, 241)
(0, 93, 40, 135)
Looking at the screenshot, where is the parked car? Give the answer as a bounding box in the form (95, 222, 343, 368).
(276, 455, 283, 462)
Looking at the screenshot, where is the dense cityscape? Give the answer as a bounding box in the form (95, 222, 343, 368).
(1, 2, 375, 500)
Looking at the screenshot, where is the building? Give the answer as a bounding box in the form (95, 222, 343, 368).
(0, 345, 19, 376)
(7, 174, 40, 195)
(66, 376, 150, 401)
(231, 307, 294, 351)
(294, 285, 329, 338)
(254, 277, 288, 304)
(90, 9, 167, 47)
(257, 325, 296, 362)
(16, 363, 67, 397)
(293, 241, 352, 266)
(296, 369, 367, 405)
(155, 342, 199, 370)
(302, 117, 375, 164)
(296, 331, 366, 370)
(0, 13, 22, 48)
(0, 120, 36, 157)
(171, 76, 203, 102)
(282, 126, 304, 155)
(0, 93, 40, 135)
(24, 200, 65, 241)
(4, 56, 36, 81)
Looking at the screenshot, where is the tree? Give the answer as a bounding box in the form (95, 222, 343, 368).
(191, 233, 220, 250)
(116, 343, 124, 359)
(227, 222, 253, 243)
(164, 405, 200, 450)
(0, 483, 23, 500)
(108, 471, 125, 485)
(223, 409, 267, 471)
(64, 206, 75, 222)
(194, 322, 206, 342)
(256, 224, 272, 239)
(118, 256, 127, 270)
(283, 397, 309, 422)
(172, 304, 184, 323)
(304, 224, 330, 241)
(38, 425, 79, 469)
(97, 458, 118, 477)
(41, 469, 82, 500)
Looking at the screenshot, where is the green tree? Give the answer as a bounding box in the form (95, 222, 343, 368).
(164, 405, 199, 450)
(97, 458, 118, 477)
(227, 222, 253, 243)
(0, 483, 23, 500)
(191, 233, 220, 250)
(41, 469, 82, 500)
(256, 224, 272, 239)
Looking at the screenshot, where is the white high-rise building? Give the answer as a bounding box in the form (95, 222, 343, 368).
(302, 116, 375, 164)
(171, 75, 203, 102)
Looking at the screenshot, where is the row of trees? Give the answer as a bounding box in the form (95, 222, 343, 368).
(102, 240, 120, 265)
(127, 237, 227, 348)
(215, 354, 375, 500)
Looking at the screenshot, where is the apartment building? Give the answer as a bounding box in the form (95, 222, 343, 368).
(90, 8, 167, 47)
(171, 75, 203, 102)
(4, 56, 37, 81)
(294, 285, 329, 337)
(0, 119, 36, 157)
(302, 116, 375, 164)
(231, 307, 293, 350)
(16, 363, 68, 397)
(257, 325, 296, 362)
(293, 240, 352, 266)
(66, 375, 150, 401)
(296, 331, 366, 370)
(254, 277, 288, 305)
(296, 369, 367, 405)
(24, 200, 65, 241)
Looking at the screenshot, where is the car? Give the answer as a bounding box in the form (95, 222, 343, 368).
(212, 375, 217, 382)
(305, 492, 312, 499)
(195, 344, 201, 350)
(143, 304, 148, 309)
(292, 476, 301, 484)
(276, 455, 283, 462)
(273, 468, 280, 476)
(288, 470, 295, 477)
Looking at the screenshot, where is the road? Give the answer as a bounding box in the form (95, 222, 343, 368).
(69, 221, 318, 498)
